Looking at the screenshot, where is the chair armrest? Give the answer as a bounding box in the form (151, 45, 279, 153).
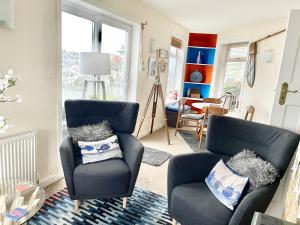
(229, 181, 279, 225)
(118, 133, 144, 195)
(168, 152, 221, 208)
(59, 137, 76, 198)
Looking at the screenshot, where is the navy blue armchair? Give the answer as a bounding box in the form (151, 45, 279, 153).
(168, 115, 300, 225)
(60, 100, 144, 210)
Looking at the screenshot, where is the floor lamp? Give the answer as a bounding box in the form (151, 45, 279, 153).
(79, 52, 111, 100)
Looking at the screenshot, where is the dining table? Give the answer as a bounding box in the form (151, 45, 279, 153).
(191, 102, 221, 110)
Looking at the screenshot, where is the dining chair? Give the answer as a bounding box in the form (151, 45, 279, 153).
(175, 98, 203, 140)
(245, 105, 255, 121)
(202, 98, 223, 104)
(198, 106, 228, 148)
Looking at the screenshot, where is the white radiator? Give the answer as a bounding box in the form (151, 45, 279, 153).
(0, 130, 37, 183)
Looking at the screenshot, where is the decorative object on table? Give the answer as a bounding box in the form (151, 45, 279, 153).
(190, 70, 203, 82)
(0, 195, 7, 222)
(227, 149, 279, 191)
(137, 49, 170, 145)
(186, 88, 191, 97)
(79, 52, 111, 100)
(9, 197, 24, 212)
(190, 87, 200, 98)
(251, 212, 296, 225)
(0, 69, 22, 133)
(6, 208, 28, 222)
(28, 187, 172, 225)
(158, 49, 168, 59)
(0, 179, 45, 225)
(196, 50, 201, 64)
(0, 0, 15, 29)
(28, 187, 40, 209)
(205, 160, 249, 210)
(142, 146, 173, 167)
(148, 57, 156, 77)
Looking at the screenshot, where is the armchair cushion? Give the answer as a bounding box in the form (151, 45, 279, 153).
(171, 182, 233, 225)
(68, 120, 113, 144)
(73, 158, 130, 198)
(205, 160, 249, 210)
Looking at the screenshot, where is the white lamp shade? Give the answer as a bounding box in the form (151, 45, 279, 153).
(79, 52, 111, 75)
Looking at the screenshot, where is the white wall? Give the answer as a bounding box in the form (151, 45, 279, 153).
(214, 18, 287, 124)
(82, 0, 188, 137)
(0, 0, 188, 183)
(0, 0, 60, 185)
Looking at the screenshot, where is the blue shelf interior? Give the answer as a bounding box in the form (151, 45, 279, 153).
(183, 83, 211, 99)
(186, 47, 216, 65)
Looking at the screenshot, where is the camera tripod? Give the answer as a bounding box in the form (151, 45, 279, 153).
(136, 75, 170, 145)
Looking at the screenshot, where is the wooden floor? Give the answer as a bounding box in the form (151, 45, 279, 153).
(45, 128, 193, 197)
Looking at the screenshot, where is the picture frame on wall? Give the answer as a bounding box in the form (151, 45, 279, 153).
(158, 49, 168, 59)
(148, 57, 156, 77)
(0, 0, 15, 29)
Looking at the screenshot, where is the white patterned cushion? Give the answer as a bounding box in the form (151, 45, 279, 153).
(205, 160, 249, 210)
(78, 135, 123, 164)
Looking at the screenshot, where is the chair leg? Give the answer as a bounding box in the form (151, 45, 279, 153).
(199, 126, 204, 149)
(74, 200, 80, 212)
(172, 218, 177, 225)
(123, 197, 128, 208)
(195, 120, 199, 140)
(175, 118, 181, 136)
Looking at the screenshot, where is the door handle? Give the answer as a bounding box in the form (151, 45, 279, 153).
(287, 89, 298, 93)
(279, 82, 298, 105)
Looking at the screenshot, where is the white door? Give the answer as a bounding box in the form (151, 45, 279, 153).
(268, 9, 300, 217)
(270, 9, 300, 130)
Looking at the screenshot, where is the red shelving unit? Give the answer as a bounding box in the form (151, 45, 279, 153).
(182, 33, 218, 111)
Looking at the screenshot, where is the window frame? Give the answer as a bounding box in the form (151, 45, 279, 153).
(220, 42, 249, 109)
(62, 2, 132, 100)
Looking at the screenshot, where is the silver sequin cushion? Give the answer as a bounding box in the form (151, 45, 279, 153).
(68, 120, 113, 144)
(226, 149, 279, 190)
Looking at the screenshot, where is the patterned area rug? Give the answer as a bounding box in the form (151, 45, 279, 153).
(179, 131, 206, 152)
(142, 147, 173, 167)
(28, 187, 172, 225)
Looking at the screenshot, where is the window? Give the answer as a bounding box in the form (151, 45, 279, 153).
(221, 43, 248, 108)
(61, 7, 132, 137)
(166, 37, 184, 103)
(62, 12, 94, 102)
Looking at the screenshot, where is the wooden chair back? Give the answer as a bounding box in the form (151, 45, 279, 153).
(203, 98, 223, 104)
(204, 106, 228, 120)
(178, 98, 188, 116)
(245, 105, 255, 121)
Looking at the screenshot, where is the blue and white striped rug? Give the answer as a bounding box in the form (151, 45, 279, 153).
(28, 187, 172, 225)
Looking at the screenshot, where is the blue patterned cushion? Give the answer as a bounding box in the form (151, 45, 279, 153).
(205, 160, 248, 210)
(78, 135, 123, 164)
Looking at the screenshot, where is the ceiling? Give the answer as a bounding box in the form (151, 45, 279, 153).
(141, 0, 300, 32)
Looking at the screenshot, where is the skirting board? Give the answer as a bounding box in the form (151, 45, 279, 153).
(39, 172, 64, 188)
(136, 123, 164, 139)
